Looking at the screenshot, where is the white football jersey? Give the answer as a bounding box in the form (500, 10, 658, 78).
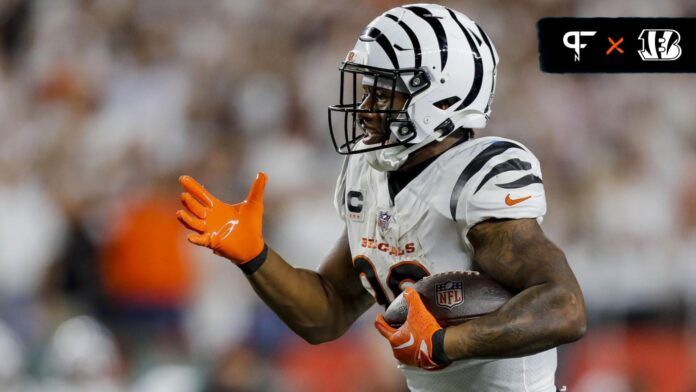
(334, 136, 557, 392)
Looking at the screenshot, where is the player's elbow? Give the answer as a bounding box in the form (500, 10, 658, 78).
(292, 306, 355, 345)
(293, 316, 349, 345)
(566, 308, 587, 342)
(561, 313, 586, 343)
(557, 289, 587, 342)
(303, 334, 334, 345)
(299, 327, 344, 345)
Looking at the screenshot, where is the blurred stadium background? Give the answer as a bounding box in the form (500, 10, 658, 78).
(0, 0, 695, 391)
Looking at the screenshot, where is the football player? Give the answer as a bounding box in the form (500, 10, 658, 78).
(176, 4, 586, 391)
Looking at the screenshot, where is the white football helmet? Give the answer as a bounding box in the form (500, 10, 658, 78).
(328, 3, 499, 171)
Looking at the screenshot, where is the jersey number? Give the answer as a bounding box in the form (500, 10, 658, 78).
(353, 256, 430, 307)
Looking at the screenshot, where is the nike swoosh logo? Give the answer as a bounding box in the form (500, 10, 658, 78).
(505, 194, 531, 206)
(420, 341, 430, 356)
(417, 341, 439, 369)
(394, 333, 415, 349)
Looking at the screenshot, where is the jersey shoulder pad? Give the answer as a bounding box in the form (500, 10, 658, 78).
(445, 136, 546, 228)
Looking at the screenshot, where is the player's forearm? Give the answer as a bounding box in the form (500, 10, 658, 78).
(443, 282, 586, 360)
(246, 248, 349, 344)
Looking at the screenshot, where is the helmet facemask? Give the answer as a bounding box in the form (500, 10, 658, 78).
(327, 4, 499, 170)
(327, 62, 430, 156)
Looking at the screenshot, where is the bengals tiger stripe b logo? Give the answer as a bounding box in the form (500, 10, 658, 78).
(638, 29, 682, 61)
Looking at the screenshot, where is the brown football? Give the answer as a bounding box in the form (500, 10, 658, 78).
(383, 271, 514, 328)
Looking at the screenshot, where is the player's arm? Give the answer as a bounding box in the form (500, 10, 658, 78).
(247, 230, 375, 344)
(443, 218, 586, 360)
(176, 174, 374, 344)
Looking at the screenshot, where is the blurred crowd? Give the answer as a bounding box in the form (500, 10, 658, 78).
(0, 0, 695, 391)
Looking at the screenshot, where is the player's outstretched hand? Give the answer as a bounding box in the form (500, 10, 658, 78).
(176, 173, 267, 265)
(375, 287, 451, 371)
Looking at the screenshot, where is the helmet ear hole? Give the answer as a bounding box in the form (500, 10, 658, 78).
(432, 96, 461, 110)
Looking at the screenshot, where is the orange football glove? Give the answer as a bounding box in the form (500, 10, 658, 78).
(176, 173, 267, 269)
(375, 287, 451, 370)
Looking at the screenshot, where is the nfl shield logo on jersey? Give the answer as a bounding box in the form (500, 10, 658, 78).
(436, 281, 464, 309)
(377, 211, 392, 232)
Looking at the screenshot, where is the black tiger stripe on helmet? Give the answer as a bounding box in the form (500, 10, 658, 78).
(475, 24, 498, 114)
(384, 13, 423, 68)
(404, 5, 448, 71)
(447, 8, 483, 112)
(361, 26, 400, 69)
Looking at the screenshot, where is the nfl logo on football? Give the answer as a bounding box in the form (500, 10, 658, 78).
(436, 281, 464, 309)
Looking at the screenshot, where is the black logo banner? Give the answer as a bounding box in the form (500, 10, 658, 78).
(538, 18, 696, 73)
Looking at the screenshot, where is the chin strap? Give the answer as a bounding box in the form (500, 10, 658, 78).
(366, 129, 444, 172)
(392, 131, 441, 160)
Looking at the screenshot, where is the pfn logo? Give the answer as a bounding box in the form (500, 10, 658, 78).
(638, 29, 682, 61)
(563, 31, 597, 61)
